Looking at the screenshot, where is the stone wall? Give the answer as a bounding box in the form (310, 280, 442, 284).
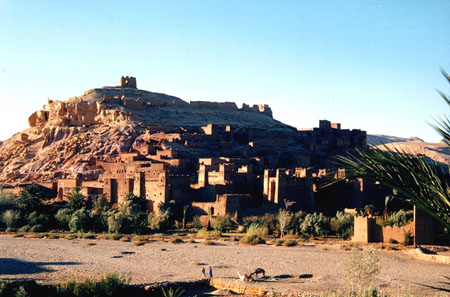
(353, 216, 415, 244)
(190, 101, 238, 110)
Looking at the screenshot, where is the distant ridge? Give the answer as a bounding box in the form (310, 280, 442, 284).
(367, 134, 449, 165)
(367, 134, 424, 146)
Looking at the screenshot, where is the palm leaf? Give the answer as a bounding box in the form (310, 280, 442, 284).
(430, 69, 450, 144)
(338, 146, 450, 230)
(338, 69, 450, 230)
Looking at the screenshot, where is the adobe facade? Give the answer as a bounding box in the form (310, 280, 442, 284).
(19, 115, 389, 222)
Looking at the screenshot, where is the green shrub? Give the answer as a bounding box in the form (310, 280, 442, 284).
(69, 208, 92, 233)
(300, 213, 330, 237)
(192, 215, 202, 229)
(57, 273, 129, 296)
(18, 225, 31, 232)
(55, 208, 74, 230)
(387, 210, 413, 227)
(106, 193, 150, 234)
(29, 224, 44, 233)
(26, 211, 50, 230)
(148, 211, 171, 232)
(330, 211, 354, 240)
(242, 214, 278, 235)
(291, 211, 306, 234)
(345, 247, 380, 293)
(240, 234, 265, 245)
(245, 223, 268, 238)
(403, 230, 413, 246)
(161, 286, 185, 297)
(90, 211, 109, 233)
(107, 212, 124, 234)
(211, 215, 233, 232)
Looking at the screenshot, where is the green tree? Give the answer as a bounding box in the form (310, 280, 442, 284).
(68, 187, 85, 210)
(69, 207, 92, 232)
(18, 183, 44, 213)
(338, 70, 450, 230)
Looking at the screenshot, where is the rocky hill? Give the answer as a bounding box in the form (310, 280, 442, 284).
(0, 78, 298, 184)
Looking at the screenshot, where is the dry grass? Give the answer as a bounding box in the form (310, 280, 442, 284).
(25, 233, 46, 239)
(64, 234, 77, 240)
(170, 237, 184, 244)
(98, 234, 123, 240)
(283, 239, 297, 247)
(203, 240, 215, 245)
(132, 235, 148, 242)
(79, 233, 97, 240)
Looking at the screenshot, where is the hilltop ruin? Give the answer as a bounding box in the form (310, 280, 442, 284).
(0, 77, 383, 216)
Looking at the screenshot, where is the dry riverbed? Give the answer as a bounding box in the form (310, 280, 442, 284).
(0, 235, 448, 296)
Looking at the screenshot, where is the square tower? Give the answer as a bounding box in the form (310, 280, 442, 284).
(120, 76, 137, 88)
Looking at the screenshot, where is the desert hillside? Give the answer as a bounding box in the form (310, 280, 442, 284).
(368, 134, 450, 164)
(0, 82, 298, 184)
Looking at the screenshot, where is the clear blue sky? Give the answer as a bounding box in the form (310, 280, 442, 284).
(1, 1, 449, 142)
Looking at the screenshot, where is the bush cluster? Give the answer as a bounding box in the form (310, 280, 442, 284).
(242, 211, 334, 239)
(330, 211, 354, 239)
(0, 185, 182, 235)
(0, 273, 129, 297)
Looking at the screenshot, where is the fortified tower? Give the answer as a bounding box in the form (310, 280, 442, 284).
(120, 76, 137, 88)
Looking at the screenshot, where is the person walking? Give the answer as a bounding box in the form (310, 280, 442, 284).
(201, 267, 206, 278)
(208, 266, 213, 279)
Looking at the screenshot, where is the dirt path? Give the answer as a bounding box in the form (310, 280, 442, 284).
(0, 235, 448, 295)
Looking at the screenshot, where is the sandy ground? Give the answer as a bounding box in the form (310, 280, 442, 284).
(0, 235, 449, 296)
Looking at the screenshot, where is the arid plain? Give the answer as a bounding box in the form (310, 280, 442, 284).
(0, 235, 448, 296)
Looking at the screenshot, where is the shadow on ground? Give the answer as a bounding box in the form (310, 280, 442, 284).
(0, 258, 81, 275)
(415, 275, 450, 293)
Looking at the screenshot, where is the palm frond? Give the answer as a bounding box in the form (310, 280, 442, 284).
(338, 147, 450, 230)
(339, 69, 450, 230)
(431, 68, 450, 143)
